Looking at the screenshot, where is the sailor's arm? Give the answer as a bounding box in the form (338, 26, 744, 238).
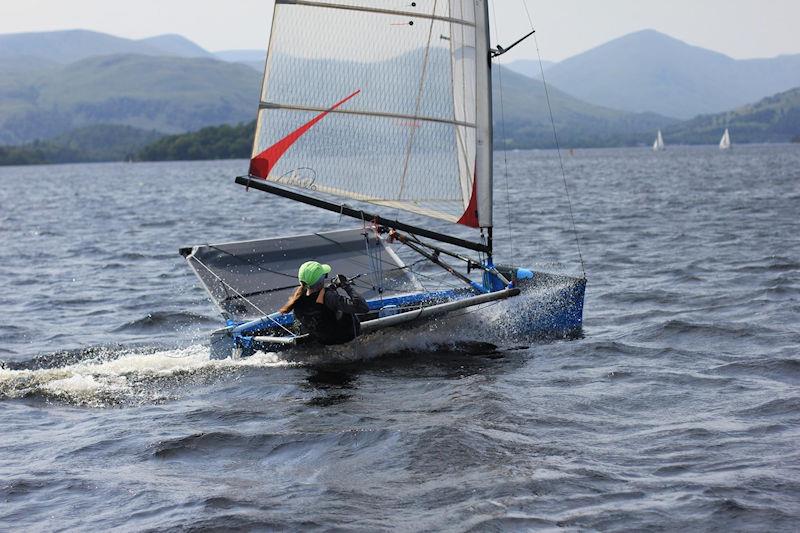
(324, 284, 369, 314)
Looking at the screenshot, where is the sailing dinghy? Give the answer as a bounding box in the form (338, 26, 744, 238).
(180, 0, 586, 359)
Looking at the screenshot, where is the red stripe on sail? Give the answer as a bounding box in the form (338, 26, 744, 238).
(457, 172, 480, 228)
(249, 89, 361, 178)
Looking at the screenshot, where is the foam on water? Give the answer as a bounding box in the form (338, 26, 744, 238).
(0, 345, 296, 407)
(0, 295, 533, 405)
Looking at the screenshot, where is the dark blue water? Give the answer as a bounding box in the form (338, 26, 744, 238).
(1, 145, 799, 531)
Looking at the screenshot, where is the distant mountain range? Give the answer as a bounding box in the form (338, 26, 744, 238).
(491, 67, 673, 148)
(0, 28, 673, 150)
(0, 28, 799, 165)
(0, 29, 266, 73)
(0, 30, 210, 63)
(544, 29, 800, 120)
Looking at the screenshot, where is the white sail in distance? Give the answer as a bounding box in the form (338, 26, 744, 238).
(249, 0, 493, 229)
(720, 128, 731, 150)
(653, 130, 665, 151)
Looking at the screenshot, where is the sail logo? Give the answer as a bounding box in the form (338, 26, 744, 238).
(273, 167, 318, 191)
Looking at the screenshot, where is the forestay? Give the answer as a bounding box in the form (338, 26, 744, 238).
(182, 229, 418, 321)
(250, 0, 493, 229)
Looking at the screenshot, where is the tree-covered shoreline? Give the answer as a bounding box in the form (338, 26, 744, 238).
(0, 125, 162, 166)
(137, 122, 254, 161)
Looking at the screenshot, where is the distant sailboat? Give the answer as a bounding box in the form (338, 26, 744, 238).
(653, 130, 665, 151)
(719, 128, 731, 150)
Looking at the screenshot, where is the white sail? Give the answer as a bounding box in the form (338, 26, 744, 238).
(719, 128, 731, 150)
(249, 0, 493, 229)
(653, 129, 665, 151)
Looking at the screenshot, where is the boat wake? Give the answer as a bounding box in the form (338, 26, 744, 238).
(0, 345, 295, 407)
(0, 280, 582, 407)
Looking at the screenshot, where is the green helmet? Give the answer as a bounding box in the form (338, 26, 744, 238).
(298, 260, 331, 287)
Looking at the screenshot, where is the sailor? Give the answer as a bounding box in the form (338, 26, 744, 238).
(280, 260, 370, 345)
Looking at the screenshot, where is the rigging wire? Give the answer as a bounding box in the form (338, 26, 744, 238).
(363, 230, 385, 297)
(489, 0, 517, 265)
(190, 256, 297, 337)
(520, 0, 587, 277)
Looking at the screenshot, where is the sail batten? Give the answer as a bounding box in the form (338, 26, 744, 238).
(276, 0, 477, 26)
(259, 101, 477, 128)
(251, 0, 491, 229)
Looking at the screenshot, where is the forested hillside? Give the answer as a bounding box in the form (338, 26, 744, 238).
(664, 88, 800, 144)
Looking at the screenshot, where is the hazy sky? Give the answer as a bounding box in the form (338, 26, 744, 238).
(1, 0, 798, 62)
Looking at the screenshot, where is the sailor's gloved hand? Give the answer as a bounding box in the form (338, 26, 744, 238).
(335, 274, 349, 288)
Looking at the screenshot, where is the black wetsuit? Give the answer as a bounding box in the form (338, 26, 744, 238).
(292, 283, 370, 345)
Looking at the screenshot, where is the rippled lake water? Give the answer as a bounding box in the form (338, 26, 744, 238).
(1, 145, 799, 530)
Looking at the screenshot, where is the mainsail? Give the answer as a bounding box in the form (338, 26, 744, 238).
(249, 0, 493, 229)
(653, 130, 665, 151)
(719, 128, 731, 150)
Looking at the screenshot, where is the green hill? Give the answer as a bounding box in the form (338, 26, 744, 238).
(0, 54, 261, 145)
(665, 87, 800, 144)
